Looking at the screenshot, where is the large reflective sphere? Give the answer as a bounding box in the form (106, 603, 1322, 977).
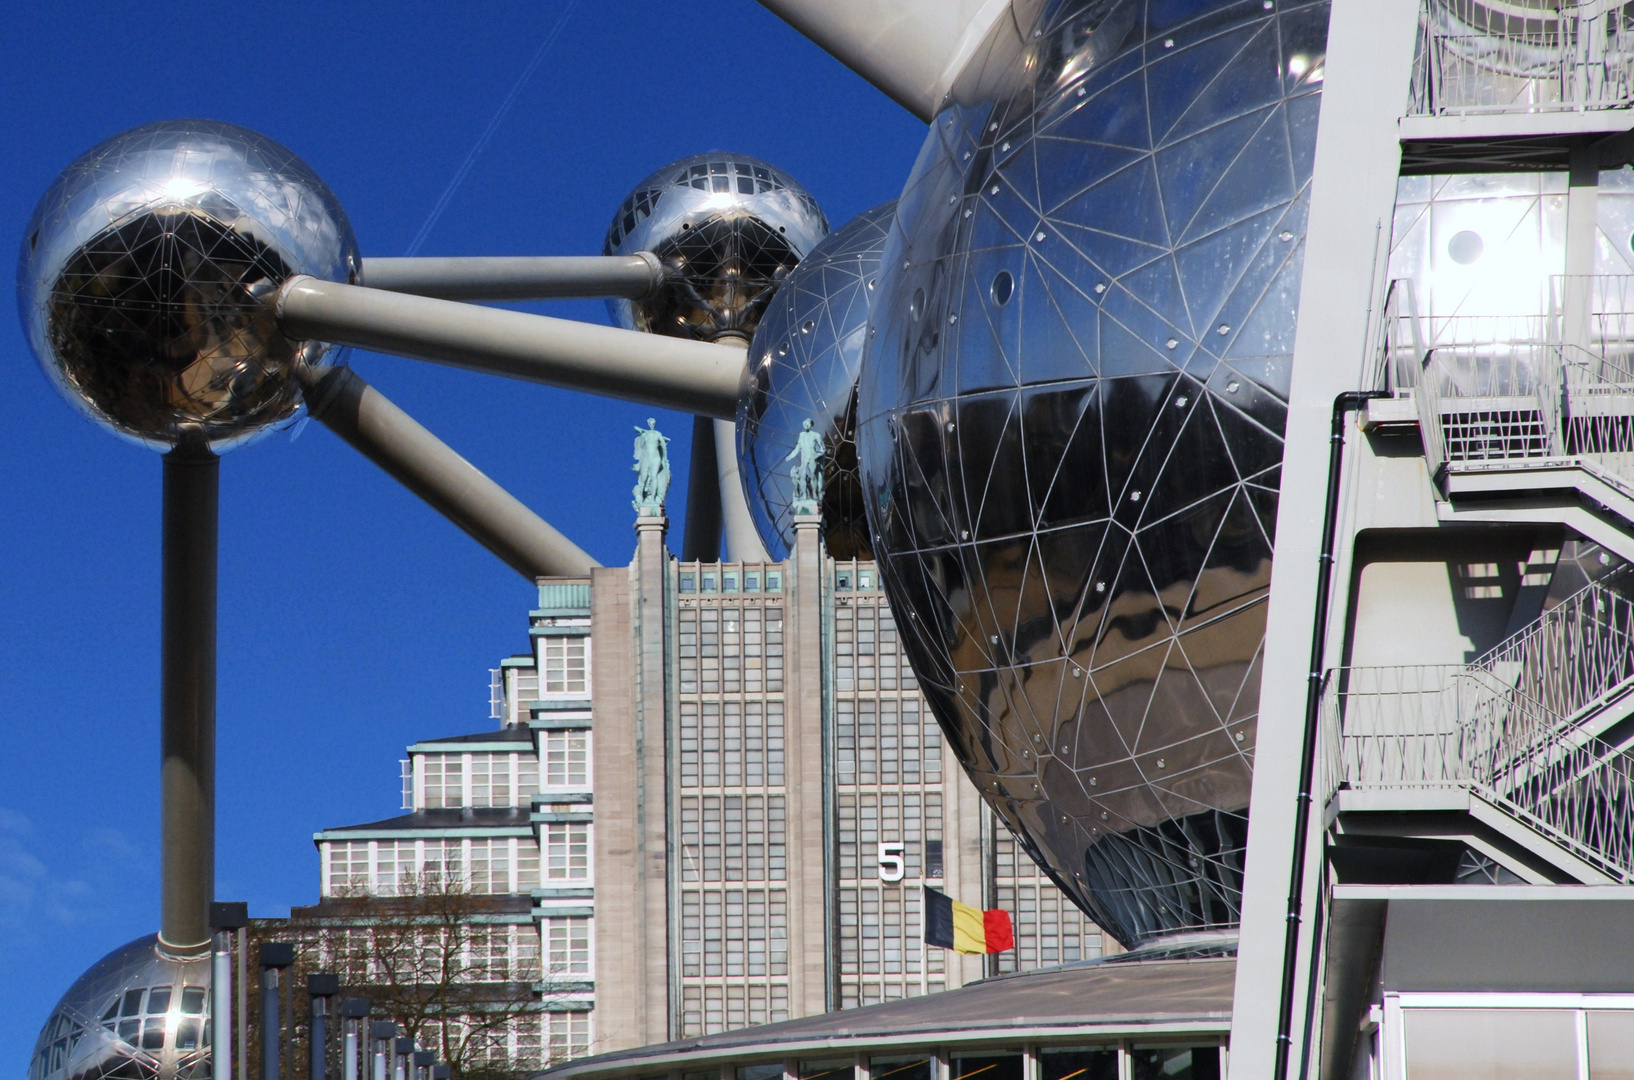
(858, 0, 1329, 946)
(740, 201, 894, 560)
(18, 119, 359, 451)
(604, 153, 828, 341)
(28, 935, 211, 1080)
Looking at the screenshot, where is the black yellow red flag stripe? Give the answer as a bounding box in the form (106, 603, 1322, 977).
(923, 886, 1014, 953)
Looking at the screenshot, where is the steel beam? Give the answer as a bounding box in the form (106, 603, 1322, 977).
(278, 277, 745, 419)
(756, 0, 1011, 121)
(359, 254, 662, 301)
(301, 365, 599, 579)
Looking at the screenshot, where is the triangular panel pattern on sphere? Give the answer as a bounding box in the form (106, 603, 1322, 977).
(856, 0, 1330, 947)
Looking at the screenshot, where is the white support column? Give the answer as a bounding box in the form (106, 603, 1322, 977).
(715, 416, 771, 563)
(1228, 1, 1420, 1075)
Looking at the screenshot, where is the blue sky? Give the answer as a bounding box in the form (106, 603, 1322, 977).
(0, 2, 924, 1062)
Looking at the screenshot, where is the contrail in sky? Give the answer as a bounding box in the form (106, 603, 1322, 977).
(404, 0, 581, 257)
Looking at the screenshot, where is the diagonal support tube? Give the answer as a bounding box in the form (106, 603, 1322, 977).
(278, 277, 745, 419)
(301, 365, 599, 579)
(359, 254, 663, 302)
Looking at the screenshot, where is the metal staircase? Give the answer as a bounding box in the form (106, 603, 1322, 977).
(1322, 278, 1634, 884)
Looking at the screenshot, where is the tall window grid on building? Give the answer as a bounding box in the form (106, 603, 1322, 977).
(543, 916, 593, 976)
(542, 730, 591, 789)
(833, 575, 950, 1009)
(541, 635, 590, 695)
(674, 562, 792, 1036)
(308, 922, 543, 985)
(322, 837, 542, 896)
(990, 820, 1102, 972)
(544, 821, 592, 881)
(418, 752, 540, 809)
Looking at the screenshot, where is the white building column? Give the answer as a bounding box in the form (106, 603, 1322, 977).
(1228, 2, 1419, 1075)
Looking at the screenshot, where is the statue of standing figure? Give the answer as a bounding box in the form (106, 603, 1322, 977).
(632, 418, 671, 514)
(785, 418, 827, 515)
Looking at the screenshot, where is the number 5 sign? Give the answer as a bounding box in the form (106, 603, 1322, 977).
(877, 841, 905, 882)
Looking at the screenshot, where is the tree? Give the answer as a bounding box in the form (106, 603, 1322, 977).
(249, 871, 576, 1080)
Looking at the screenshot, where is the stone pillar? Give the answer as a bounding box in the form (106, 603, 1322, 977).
(786, 513, 830, 1014)
(591, 511, 672, 1049)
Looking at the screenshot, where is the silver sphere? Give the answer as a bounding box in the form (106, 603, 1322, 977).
(604, 152, 828, 341)
(18, 119, 359, 452)
(739, 201, 894, 560)
(857, 0, 1329, 946)
(28, 935, 211, 1080)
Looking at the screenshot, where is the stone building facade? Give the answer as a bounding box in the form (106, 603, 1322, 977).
(312, 512, 1108, 1065)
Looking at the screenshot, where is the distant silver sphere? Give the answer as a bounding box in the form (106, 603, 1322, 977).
(18, 119, 359, 452)
(604, 152, 828, 341)
(739, 201, 894, 560)
(28, 935, 210, 1080)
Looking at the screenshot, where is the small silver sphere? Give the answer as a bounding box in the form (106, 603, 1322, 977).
(604, 152, 828, 341)
(739, 201, 894, 560)
(28, 935, 211, 1080)
(18, 119, 359, 452)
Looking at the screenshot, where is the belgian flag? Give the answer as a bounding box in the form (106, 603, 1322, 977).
(923, 886, 1014, 953)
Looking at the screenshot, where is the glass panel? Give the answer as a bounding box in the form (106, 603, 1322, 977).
(800, 1060, 852, 1080)
(724, 573, 740, 593)
(766, 571, 782, 592)
(871, 1058, 933, 1080)
(145, 988, 171, 1014)
(180, 987, 205, 1015)
(1039, 1047, 1119, 1080)
(121, 990, 144, 1017)
(1590, 1011, 1634, 1080)
(950, 1057, 1022, 1080)
(141, 1017, 165, 1050)
(681, 573, 696, 593)
(739, 1067, 783, 1080)
(685, 1072, 716, 1080)
(1130, 1047, 1221, 1080)
(1404, 1009, 1577, 1080)
(176, 1020, 200, 1051)
(703, 573, 718, 592)
(745, 573, 761, 592)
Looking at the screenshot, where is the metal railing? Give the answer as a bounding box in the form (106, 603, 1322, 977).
(1477, 576, 1634, 736)
(1321, 663, 1634, 880)
(1384, 275, 1634, 490)
(1410, 1, 1634, 115)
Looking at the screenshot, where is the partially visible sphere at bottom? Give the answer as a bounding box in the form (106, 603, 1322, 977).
(740, 201, 895, 560)
(28, 935, 211, 1080)
(604, 152, 828, 341)
(18, 119, 358, 452)
(859, 0, 1330, 946)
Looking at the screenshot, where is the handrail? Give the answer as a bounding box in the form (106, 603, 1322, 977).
(1322, 663, 1634, 881)
(1474, 575, 1634, 738)
(1410, 1, 1634, 116)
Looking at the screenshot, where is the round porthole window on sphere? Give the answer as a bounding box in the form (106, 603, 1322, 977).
(991, 270, 1014, 305)
(1448, 229, 1484, 265)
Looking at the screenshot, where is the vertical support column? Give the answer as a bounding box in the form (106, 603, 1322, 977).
(340, 999, 370, 1080)
(715, 416, 772, 563)
(209, 902, 248, 1080)
(1227, 2, 1419, 1076)
(160, 445, 218, 957)
(257, 944, 295, 1080)
(681, 418, 723, 562)
(634, 512, 673, 1040)
(308, 975, 340, 1080)
(370, 1022, 396, 1080)
(588, 520, 659, 1050)
(1562, 143, 1601, 359)
(786, 514, 828, 1017)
